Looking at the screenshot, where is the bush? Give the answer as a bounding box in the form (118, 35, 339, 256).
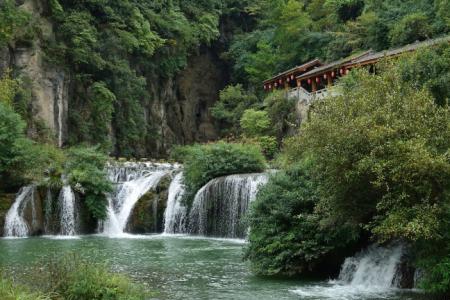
(173, 142, 266, 204)
(245, 163, 359, 276)
(240, 109, 271, 137)
(66, 146, 112, 220)
(26, 254, 149, 300)
(0, 278, 49, 300)
(211, 85, 259, 137)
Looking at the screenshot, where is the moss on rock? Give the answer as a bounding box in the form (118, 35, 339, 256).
(126, 175, 171, 233)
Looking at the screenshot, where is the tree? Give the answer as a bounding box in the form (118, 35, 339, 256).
(240, 109, 271, 137)
(390, 13, 432, 46)
(211, 85, 259, 137)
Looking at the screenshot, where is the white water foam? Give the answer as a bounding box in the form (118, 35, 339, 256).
(163, 172, 187, 234)
(3, 186, 35, 237)
(59, 185, 77, 236)
(188, 173, 268, 238)
(291, 244, 405, 299)
(102, 164, 172, 236)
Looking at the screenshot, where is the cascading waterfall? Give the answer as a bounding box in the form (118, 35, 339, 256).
(4, 186, 35, 237)
(291, 244, 405, 299)
(338, 244, 404, 288)
(163, 172, 187, 234)
(59, 185, 77, 235)
(188, 173, 268, 238)
(101, 162, 177, 235)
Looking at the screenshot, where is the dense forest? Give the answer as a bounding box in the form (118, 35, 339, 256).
(1, 0, 450, 298)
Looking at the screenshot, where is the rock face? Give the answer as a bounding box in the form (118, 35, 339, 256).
(145, 48, 224, 157)
(1, 1, 228, 157)
(2, 0, 70, 146)
(126, 175, 171, 233)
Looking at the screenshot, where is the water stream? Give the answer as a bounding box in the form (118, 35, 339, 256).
(188, 173, 268, 238)
(0, 236, 423, 300)
(101, 163, 177, 235)
(3, 185, 35, 237)
(58, 185, 77, 236)
(163, 172, 187, 234)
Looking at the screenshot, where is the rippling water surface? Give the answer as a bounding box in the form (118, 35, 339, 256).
(0, 235, 425, 300)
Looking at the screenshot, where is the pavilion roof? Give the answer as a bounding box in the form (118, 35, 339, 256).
(263, 59, 322, 84)
(295, 51, 373, 81)
(295, 35, 450, 81)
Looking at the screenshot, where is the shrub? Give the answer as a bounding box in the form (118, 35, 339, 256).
(245, 163, 359, 276)
(0, 278, 49, 300)
(240, 109, 271, 137)
(66, 146, 112, 220)
(211, 85, 259, 137)
(173, 142, 266, 204)
(28, 254, 149, 300)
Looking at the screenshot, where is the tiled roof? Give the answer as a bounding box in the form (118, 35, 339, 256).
(263, 59, 322, 83)
(295, 35, 450, 81)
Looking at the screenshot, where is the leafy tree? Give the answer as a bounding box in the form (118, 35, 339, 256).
(66, 146, 112, 220)
(245, 162, 359, 276)
(0, 0, 29, 46)
(240, 109, 271, 137)
(397, 44, 450, 106)
(211, 85, 259, 137)
(390, 13, 432, 45)
(293, 65, 450, 239)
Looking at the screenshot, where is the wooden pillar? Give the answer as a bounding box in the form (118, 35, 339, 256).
(296, 79, 301, 87)
(327, 74, 332, 87)
(311, 79, 317, 92)
(284, 81, 289, 90)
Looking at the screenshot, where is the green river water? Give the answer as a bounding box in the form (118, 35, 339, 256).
(0, 235, 426, 300)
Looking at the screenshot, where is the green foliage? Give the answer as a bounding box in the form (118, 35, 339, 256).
(263, 90, 297, 140)
(46, 0, 226, 156)
(0, 0, 30, 47)
(293, 66, 450, 240)
(390, 13, 432, 45)
(173, 142, 266, 204)
(66, 146, 112, 220)
(397, 44, 450, 106)
(240, 109, 271, 137)
(245, 163, 359, 276)
(211, 85, 259, 137)
(227, 0, 447, 90)
(0, 278, 49, 300)
(0, 71, 18, 107)
(27, 254, 150, 299)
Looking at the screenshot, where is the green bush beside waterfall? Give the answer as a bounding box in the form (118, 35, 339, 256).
(172, 142, 266, 205)
(246, 63, 450, 293)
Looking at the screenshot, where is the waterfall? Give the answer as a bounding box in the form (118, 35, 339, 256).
(338, 244, 404, 288)
(188, 173, 268, 238)
(43, 188, 52, 234)
(163, 172, 187, 234)
(291, 244, 405, 299)
(4, 186, 35, 237)
(59, 185, 77, 235)
(102, 162, 177, 235)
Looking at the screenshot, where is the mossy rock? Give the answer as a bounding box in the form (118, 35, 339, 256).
(126, 175, 171, 233)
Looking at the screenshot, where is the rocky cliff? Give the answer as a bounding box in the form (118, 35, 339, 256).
(1, 1, 228, 157)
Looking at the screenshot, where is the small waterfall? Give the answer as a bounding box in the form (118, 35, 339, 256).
(338, 244, 404, 288)
(163, 172, 187, 234)
(4, 186, 35, 237)
(188, 173, 268, 238)
(59, 185, 77, 235)
(43, 188, 53, 234)
(102, 162, 177, 235)
(291, 244, 405, 299)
